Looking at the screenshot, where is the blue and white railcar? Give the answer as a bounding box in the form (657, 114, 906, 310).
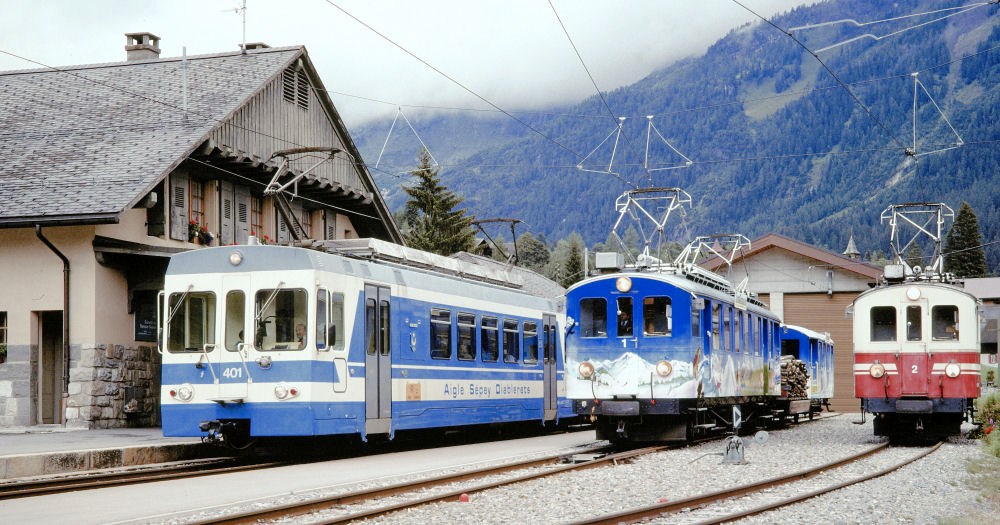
(159, 239, 572, 445)
(779, 325, 834, 416)
(565, 264, 783, 442)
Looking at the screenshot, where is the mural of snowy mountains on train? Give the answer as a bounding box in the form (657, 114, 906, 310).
(566, 352, 696, 399)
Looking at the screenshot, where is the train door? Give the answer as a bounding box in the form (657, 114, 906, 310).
(217, 275, 252, 402)
(900, 303, 928, 396)
(543, 314, 557, 419)
(364, 284, 392, 434)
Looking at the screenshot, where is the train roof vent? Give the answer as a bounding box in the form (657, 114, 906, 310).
(883, 264, 906, 282)
(595, 252, 624, 273)
(312, 238, 524, 289)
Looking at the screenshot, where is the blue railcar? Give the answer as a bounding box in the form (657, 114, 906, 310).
(779, 324, 835, 417)
(565, 263, 787, 443)
(159, 239, 573, 446)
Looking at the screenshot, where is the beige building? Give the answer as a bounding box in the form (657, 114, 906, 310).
(0, 34, 401, 428)
(702, 233, 882, 413)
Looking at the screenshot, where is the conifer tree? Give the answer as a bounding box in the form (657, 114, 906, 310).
(943, 202, 989, 277)
(401, 149, 475, 256)
(561, 240, 584, 288)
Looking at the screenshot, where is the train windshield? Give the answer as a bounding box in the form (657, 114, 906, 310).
(870, 306, 897, 342)
(932, 305, 959, 340)
(580, 298, 607, 337)
(254, 288, 308, 351)
(167, 292, 216, 353)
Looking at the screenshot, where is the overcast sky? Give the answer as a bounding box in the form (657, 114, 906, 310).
(0, 0, 810, 126)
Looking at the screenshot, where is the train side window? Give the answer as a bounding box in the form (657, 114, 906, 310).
(906, 305, 922, 341)
(870, 306, 897, 342)
(430, 308, 451, 359)
(761, 319, 768, 355)
(167, 292, 216, 352)
(330, 293, 345, 350)
(379, 299, 390, 356)
(255, 289, 308, 351)
(503, 319, 520, 363)
(580, 298, 607, 337)
(481, 316, 499, 362)
(723, 307, 731, 352)
(523, 322, 538, 364)
(225, 290, 244, 352)
(316, 289, 328, 350)
(616, 297, 633, 337)
(711, 303, 721, 351)
(643, 296, 671, 336)
(932, 305, 959, 340)
(691, 304, 700, 338)
(754, 317, 761, 356)
(735, 311, 743, 353)
(458, 312, 476, 361)
(365, 299, 376, 355)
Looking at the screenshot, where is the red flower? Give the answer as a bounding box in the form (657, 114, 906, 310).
(986, 426, 994, 434)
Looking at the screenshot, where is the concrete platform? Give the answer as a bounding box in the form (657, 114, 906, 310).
(0, 426, 212, 479)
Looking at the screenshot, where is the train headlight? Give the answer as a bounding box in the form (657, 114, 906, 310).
(274, 382, 290, 400)
(945, 363, 961, 378)
(655, 360, 673, 377)
(906, 286, 921, 301)
(615, 276, 632, 293)
(229, 250, 244, 266)
(869, 363, 885, 379)
(176, 384, 194, 402)
(578, 361, 595, 379)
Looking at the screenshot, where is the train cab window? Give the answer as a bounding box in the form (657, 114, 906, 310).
(503, 319, 520, 363)
(457, 313, 476, 361)
(523, 322, 538, 364)
(255, 289, 308, 350)
(906, 305, 922, 341)
(224, 291, 245, 352)
(316, 290, 328, 350)
(616, 297, 633, 337)
(691, 305, 701, 338)
(711, 303, 721, 351)
(932, 305, 959, 340)
(167, 291, 216, 352)
(870, 306, 897, 342)
(642, 297, 671, 337)
(482, 316, 499, 362)
(330, 293, 345, 350)
(430, 308, 452, 359)
(580, 298, 607, 337)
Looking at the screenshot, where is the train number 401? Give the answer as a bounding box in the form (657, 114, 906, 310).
(222, 367, 244, 379)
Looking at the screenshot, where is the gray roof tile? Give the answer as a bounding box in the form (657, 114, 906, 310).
(0, 47, 301, 223)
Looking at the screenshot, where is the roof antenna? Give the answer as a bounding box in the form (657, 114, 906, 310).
(225, 1, 248, 54)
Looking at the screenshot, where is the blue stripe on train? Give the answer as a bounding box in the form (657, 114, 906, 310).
(162, 360, 338, 384)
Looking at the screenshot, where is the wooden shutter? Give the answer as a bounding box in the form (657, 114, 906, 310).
(169, 172, 189, 241)
(276, 207, 289, 244)
(219, 181, 234, 245)
(325, 211, 336, 240)
(235, 185, 250, 244)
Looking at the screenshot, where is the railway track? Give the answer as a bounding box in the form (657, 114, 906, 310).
(0, 457, 289, 500)
(567, 440, 943, 525)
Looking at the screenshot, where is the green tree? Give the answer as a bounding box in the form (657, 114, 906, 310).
(561, 240, 584, 288)
(401, 149, 475, 256)
(516, 233, 550, 273)
(944, 202, 990, 277)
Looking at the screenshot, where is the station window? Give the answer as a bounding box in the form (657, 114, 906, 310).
(458, 313, 476, 361)
(167, 291, 217, 352)
(932, 305, 959, 340)
(616, 297, 633, 337)
(503, 319, 519, 363)
(430, 308, 451, 359)
(254, 288, 308, 350)
(224, 291, 245, 351)
(250, 194, 263, 238)
(870, 306, 897, 342)
(906, 305, 922, 341)
(189, 178, 206, 231)
(523, 322, 538, 363)
(712, 303, 721, 351)
(580, 298, 607, 337)
(642, 296, 671, 337)
(481, 316, 499, 362)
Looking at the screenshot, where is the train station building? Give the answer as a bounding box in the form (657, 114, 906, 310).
(0, 34, 401, 428)
(701, 233, 883, 413)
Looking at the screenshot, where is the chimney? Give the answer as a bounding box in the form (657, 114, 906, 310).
(125, 32, 161, 61)
(243, 42, 271, 51)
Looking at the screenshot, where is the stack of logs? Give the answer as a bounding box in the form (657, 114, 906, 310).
(781, 355, 809, 399)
